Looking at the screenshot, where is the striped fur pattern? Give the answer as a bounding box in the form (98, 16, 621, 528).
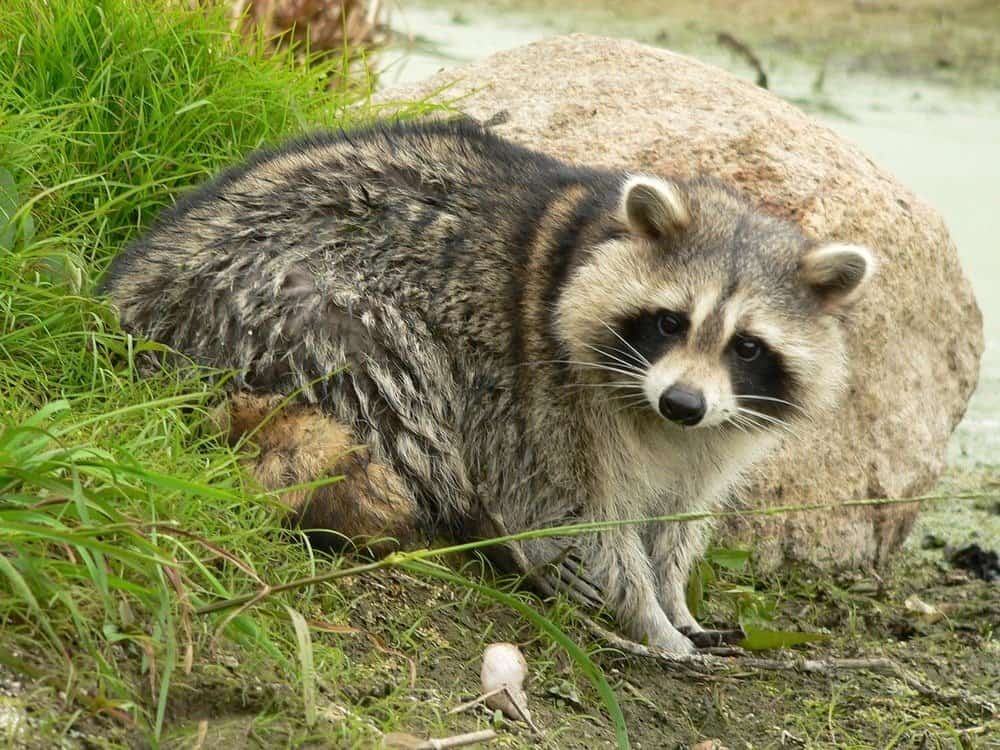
(101, 119, 875, 654)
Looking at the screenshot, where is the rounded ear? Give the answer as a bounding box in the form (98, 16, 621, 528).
(619, 175, 690, 241)
(800, 242, 877, 309)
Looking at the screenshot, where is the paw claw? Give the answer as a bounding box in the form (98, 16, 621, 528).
(546, 567, 605, 610)
(679, 626, 746, 648)
(534, 544, 606, 610)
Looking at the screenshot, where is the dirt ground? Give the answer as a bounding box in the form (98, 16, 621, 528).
(38, 475, 985, 749)
(157, 486, 998, 749)
(4, 488, 995, 748)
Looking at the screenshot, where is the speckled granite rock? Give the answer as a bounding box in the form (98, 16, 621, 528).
(373, 34, 983, 570)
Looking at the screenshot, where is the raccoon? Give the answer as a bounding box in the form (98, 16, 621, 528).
(100, 119, 875, 654)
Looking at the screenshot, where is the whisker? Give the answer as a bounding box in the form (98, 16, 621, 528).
(606, 390, 651, 403)
(523, 358, 646, 381)
(729, 413, 766, 435)
(613, 397, 651, 415)
(730, 410, 767, 429)
(562, 382, 647, 391)
(725, 415, 751, 435)
(579, 340, 646, 376)
(737, 406, 792, 427)
(597, 319, 650, 368)
(736, 407, 799, 437)
(732, 394, 807, 415)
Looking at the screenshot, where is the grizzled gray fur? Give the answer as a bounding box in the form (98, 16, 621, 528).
(102, 119, 875, 654)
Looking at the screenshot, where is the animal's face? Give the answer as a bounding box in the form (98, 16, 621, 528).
(556, 176, 876, 434)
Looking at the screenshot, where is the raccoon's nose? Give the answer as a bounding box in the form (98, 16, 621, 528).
(659, 386, 706, 426)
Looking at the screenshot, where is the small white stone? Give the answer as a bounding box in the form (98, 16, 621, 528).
(480, 642, 531, 724)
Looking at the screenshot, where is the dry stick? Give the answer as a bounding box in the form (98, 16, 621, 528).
(195, 492, 981, 616)
(192, 720, 208, 750)
(735, 657, 995, 717)
(198, 558, 384, 615)
(580, 616, 996, 717)
(448, 685, 543, 735)
(384, 729, 498, 749)
(717, 32, 769, 88)
(447, 687, 507, 715)
(209, 585, 273, 652)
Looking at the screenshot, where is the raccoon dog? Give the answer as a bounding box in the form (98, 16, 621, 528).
(101, 119, 875, 654)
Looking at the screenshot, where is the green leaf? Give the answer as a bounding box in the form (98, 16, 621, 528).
(0, 550, 41, 614)
(686, 560, 707, 619)
(738, 623, 829, 651)
(285, 605, 317, 728)
(706, 547, 751, 572)
(175, 99, 211, 116)
(0, 167, 17, 250)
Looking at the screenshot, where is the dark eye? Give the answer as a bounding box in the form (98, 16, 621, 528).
(657, 311, 685, 337)
(734, 336, 762, 362)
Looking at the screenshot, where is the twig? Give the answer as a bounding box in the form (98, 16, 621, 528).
(148, 521, 264, 583)
(739, 656, 994, 716)
(384, 729, 498, 749)
(448, 686, 543, 735)
(246, 721, 268, 748)
(717, 32, 769, 88)
(448, 687, 507, 715)
(579, 617, 996, 717)
(210, 585, 273, 650)
(579, 615, 713, 678)
(197, 557, 388, 615)
(192, 719, 208, 750)
(959, 724, 994, 736)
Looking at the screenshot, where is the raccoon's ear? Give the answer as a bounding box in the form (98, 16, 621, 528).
(620, 176, 691, 241)
(801, 242, 877, 309)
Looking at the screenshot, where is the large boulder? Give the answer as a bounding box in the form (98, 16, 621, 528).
(373, 34, 983, 570)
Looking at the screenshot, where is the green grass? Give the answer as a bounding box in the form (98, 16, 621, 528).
(0, 0, 394, 744)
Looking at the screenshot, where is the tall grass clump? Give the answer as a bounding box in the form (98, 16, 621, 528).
(0, 0, 367, 741)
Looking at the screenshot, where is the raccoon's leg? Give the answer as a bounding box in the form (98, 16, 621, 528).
(649, 519, 710, 634)
(213, 392, 420, 552)
(519, 529, 696, 655)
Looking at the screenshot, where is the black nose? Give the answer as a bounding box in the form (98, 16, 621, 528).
(659, 386, 706, 426)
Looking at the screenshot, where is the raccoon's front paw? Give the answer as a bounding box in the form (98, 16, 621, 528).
(645, 624, 697, 655)
(519, 539, 605, 611)
(678, 625, 746, 649)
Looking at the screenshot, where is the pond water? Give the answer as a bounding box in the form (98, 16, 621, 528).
(377, 3, 1000, 468)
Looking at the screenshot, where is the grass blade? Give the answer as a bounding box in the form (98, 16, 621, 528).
(285, 605, 317, 728)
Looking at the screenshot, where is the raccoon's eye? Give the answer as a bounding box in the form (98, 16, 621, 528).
(733, 336, 762, 362)
(657, 311, 686, 337)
